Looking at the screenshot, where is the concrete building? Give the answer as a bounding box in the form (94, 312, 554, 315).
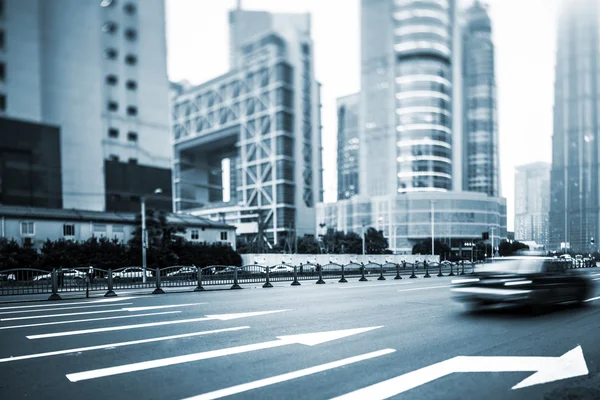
(461, 1, 499, 197)
(0, 0, 172, 212)
(515, 162, 550, 249)
(549, 0, 600, 252)
(0, 205, 236, 250)
(317, 191, 507, 255)
(337, 93, 360, 200)
(171, 7, 323, 246)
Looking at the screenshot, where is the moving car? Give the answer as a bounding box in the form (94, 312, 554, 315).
(269, 265, 294, 274)
(166, 266, 197, 279)
(32, 268, 87, 281)
(113, 267, 153, 280)
(451, 256, 593, 311)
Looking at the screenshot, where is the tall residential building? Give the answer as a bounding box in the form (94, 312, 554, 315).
(550, 0, 600, 252)
(0, 0, 172, 212)
(462, 1, 499, 197)
(515, 162, 550, 248)
(337, 93, 360, 200)
(172, 7, 323, 245)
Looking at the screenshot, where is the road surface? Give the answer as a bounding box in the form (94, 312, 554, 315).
(0, 272, 599, 399)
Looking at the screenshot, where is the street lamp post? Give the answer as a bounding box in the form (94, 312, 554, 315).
(141, 188, 163, 284)
(362, 224, 366, 255)
(431, 201, 436, 256)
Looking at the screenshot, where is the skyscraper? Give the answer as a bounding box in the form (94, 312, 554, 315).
(462, 1, 499, 197)
(515, 162, 550, 248)
(0, 0, 172, 212)
(337, 93, 360, 200)
(550, 0, 600, 252)
(172, 7, 323, 245)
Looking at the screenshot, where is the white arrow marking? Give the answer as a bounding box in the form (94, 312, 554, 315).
(0, 311, 181, 331)
(0, 326, 249, 363)
(66, 326, 382, 382)
(0, 297, 132, 311)
(28, 310, 290, 339)
(183, 349, 396, 400)
(0, 303, 135, 315)
(1, 303, 205, 321)
(332, 346, 588, 399)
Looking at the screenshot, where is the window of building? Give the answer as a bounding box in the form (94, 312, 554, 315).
(124, 3, 136, 15)
(108, 128, 119, 138)
(63, 224, 75, 237)
(109, 154, 119, 161)
(125, 54, 137, 65)
(104, 48, 118, 60)
(124, 28, 137, 41)
(112, 225, 124, 233)
(127, 131, 138, 141)
(220, 231, 228, 241)
(0, 30, 5, 50)
(191, 229, 199, 240)
(0, 62, 5, 81)
(107, 101, 118, 111)
(102, 22, 117, 34)
(93, 224, 107, 232)
(126, 106, 138, 116)
(106, 75, 118, 85)
(0, 94, 5, 112)
(128, 158, 137, 164)
(20, 222, 35, 236)
(126, 80, 137, 90)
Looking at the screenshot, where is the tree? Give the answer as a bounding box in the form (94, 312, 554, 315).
(297, 235, 320, 254)
(0, 238, 39, 270)
(364, 228, 390, 254)
(412, 239, 451, 259)
(498, 240, 530, 257)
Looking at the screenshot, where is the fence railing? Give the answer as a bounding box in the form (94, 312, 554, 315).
(0, 259, 596, 300)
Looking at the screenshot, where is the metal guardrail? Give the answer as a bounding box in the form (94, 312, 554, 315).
(0, 259, 596, 300)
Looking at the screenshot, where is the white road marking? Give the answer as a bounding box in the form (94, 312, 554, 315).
(1, 303, 205, 321)
(28, 310, 289, 339)
(0, 326, 249, 363)
(0, 303, 134, 315)
(398, 285, 452, 292)
(183, 349, 396, 400)
(332, 346, 588, 399)
(338, 282, 414, 289)
(0, 311, 181, 331)
(0, 297, 133, 311)
(592, 277, 600, 281)
(585, 296, 600, 302)
(66, 326, 382, 382)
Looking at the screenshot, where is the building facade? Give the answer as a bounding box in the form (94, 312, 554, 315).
(337, 93, 360, 200)
(549, 0, 600, 252)
(172, 8, 323, 246)
(0, 205, 236, 250)
(317, 191, 506, 255)
(0, 0, 172, 212)
(514, 162, 550, 249)
(461, 1, 499, 197)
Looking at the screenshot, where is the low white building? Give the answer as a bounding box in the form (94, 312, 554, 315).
(0, 206, 236, 250)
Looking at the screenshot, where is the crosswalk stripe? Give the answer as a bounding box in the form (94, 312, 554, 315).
(0, 311, 181, 331)
(182, 349, 397, 400)
(0, 303, 134, 315)
(0, 326, 250, 363)
(28, 310, 289, 339)
(1, 303, 205, 322)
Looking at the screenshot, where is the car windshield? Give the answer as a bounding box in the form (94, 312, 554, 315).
(474, 258, 545, 275)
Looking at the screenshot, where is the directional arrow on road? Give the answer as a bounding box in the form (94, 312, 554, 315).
(333, 346, 589, 399)
(66, 326, 383, 382)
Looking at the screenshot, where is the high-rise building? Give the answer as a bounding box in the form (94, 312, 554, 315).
(515, 162, 550, 248)
(462, 0, 499, 197)
(337, 93, 360, 200)
(0, 0, 172, 212)
(360, 0, 457, 197)
(550, 0, 600, 252)
(172, 7, 323, 245)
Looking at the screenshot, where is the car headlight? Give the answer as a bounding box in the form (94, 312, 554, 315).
(451, 278, 480, 284)
(504, 280, 532, 286)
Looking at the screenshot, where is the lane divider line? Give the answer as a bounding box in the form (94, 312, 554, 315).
(0, 297, 133, 311)
(0, 303, 134, 316)
(398, 285, 452, 292)
(338, 282, 414, 290)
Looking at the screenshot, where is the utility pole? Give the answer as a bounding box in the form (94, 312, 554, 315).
(431, 200, 435, 256)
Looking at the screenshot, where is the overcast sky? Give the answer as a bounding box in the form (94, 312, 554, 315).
(166, 0, 559, 231)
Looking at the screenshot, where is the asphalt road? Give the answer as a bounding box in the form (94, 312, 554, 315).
(1, 271, 600, 400)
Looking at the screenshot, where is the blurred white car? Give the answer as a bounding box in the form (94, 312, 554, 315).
(33, 269, 87, 281)
(270, 265, 294, 274)
(166, 266, 197, 278)
(113, 267, 153, 280)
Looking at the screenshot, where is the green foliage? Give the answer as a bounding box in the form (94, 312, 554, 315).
(412, 239, 451, 258)
(498, 240, 530, 257)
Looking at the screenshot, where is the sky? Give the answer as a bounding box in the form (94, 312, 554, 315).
(166, 0, 560, 231)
